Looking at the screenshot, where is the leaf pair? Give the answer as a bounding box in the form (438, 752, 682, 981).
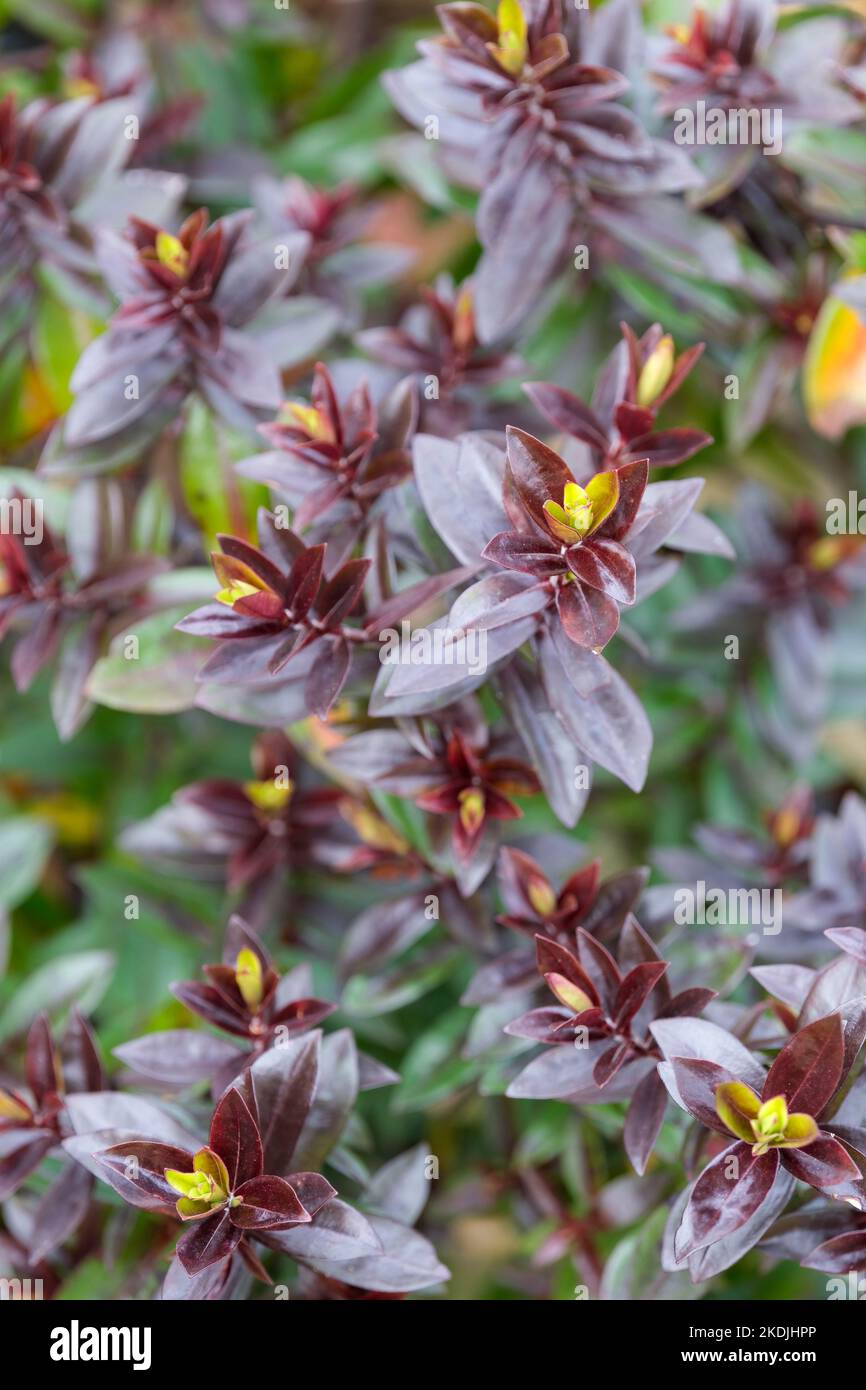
(95, 1083, 336, 1275)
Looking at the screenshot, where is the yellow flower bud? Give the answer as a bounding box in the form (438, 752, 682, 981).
(340, 801, 409, 855)
(490, 0, 528, 76)
(154, 232, 189, 278)
(771, 805, 801, 849)
(27, 791, 101, 850)
(243, 778, 293, 813)
(280, 402, 335, 442)
(65, 77, 102, 100)
(808, 536, 849, 572)
(235, 947, 265, 1011)
(165, 1148, 231, 1219)
(755, 1094, 788, 1139)
(453, 290, 476, 353)
(458, 787, 486, 835)
(545, 972, 593, 1015)
(0, 1089, 31, 1122)
(746, 1094, 819, 1155)
(636, 335, 675, 407)
(542, 472, 619, 543)
(215, 579, 261, 607)
(527, 877, 557, 918)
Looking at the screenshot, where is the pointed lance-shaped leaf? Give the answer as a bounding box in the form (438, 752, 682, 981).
(675, 1142, 780, 1260)
(670, 1059, 747, 1135)
(505, 426, 576, 534)
(209, 1086, 263, 1189)
(523, 382, 609, 452)
(176, 1206, 243, 1275)
(763, 1013, 845, 1119)
(566, 537, 636, 605)
(595, 459, 648, 542)
(26, 1014, 61, 1106)
(802, 1229, 866, 1274)
(230, 1174, 312, 1229)
(250, 1031, 321, 1177)
(534, 934, 598, 1004)
(556, 579, 620, 649)
(63, 1010, 106, 1094)
(624, 1067, 668, 1176)
(575, 928, 621, 1012)
(93, 1140, 195, 1213)
(613, 960, 668, 1029)
(781, 1134, 862, 1189)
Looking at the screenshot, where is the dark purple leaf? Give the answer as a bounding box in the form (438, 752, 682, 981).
(523, 382, 608, 451)
(675, 1143, 780, 1260)
(114, 1031, 245, 1086)
(62, 1010, 105, 1094)
(290, 1029, 359, 1173)
(505, 426, 573, 534)
(29, 1161, 93, 1264)
(567, 538, 636, 605)
(304, 634, 350, 717)
(93, 1139, 194, 1212)
(0, 1129, 56, 1201)
(294, 1213, 449, 1292)
(250, 1032, 320, 1176)
(781, 1135, 862, 1189)
(287, 1171, 337, 1217)
(364, 565, 475, 634)
(504, 1006, 571, 1042)
(593, 1040, 631, 1088)
(209, 1086, 262, 1188)
(763, 1013, 844, 1118)
(556, 579, 620, 649)
(825, 927, 866, 967)
(25, 1014, 60, 1105)
(259, 1198, 380, 1263)
(576, 928, 621, 1011)
(624, 1068, 668, 1175)
(613, 961, 668, 1028)
(669, 1057, 742, 1134)
(231, 1174, 311, 1229)
(803, 1230, 866, 1274)
(176, 1207, 243, 1275)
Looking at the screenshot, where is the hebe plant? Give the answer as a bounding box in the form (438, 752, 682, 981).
(1, 0, 866, 1303)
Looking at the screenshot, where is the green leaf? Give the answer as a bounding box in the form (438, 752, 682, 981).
(6, 0, 92, 44)
(341, 948, 460, 1017)
(86, 606, 205, 715)
(0, 816, 54, 909)
(0, 468, 69, 531)
(34, 291, 100, 415)
(393, 1008, 480, 1112)
(179, 397, 267, 550)
(132, 478, 174, 556)
(0, 949, 115, 1039)
(600, 1207, 699, 1301)
(782, 126, 866, 220)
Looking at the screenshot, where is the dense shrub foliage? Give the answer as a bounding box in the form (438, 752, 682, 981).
(1, 0, 866, 1302)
